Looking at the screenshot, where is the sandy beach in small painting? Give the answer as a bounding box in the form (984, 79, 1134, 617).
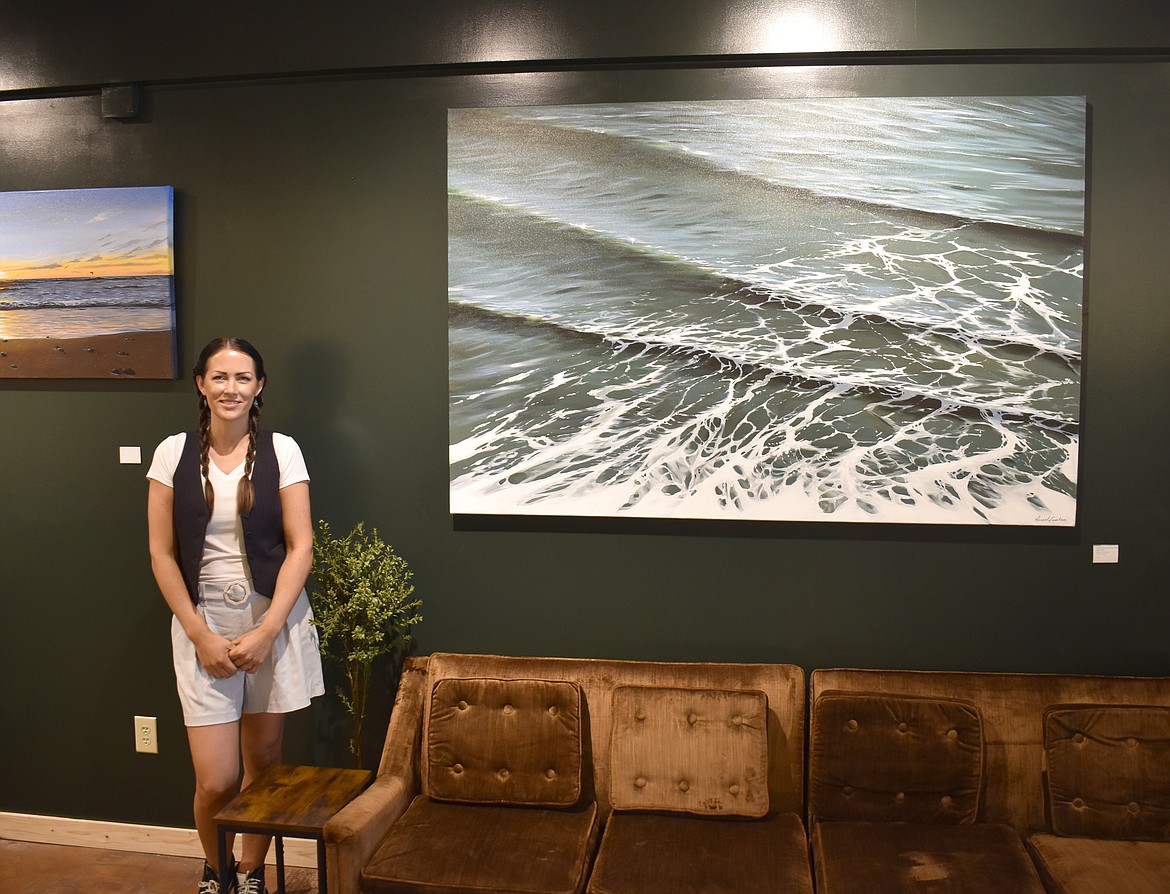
(0, 330, 174, 379)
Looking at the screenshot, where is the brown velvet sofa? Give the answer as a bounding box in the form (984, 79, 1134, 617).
(323, 652, 814, 894)
(322, 655, 1170, 894)
(808, 668, 1170, 894)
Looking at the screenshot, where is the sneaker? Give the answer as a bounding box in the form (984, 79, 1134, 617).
(197, 861, 233, 894)
(236, 865, 266, 894)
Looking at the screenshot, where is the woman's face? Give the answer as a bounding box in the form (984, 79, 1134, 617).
(196, 349, 264, 425)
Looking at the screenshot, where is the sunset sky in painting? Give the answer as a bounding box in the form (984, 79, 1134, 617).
(0, 186, 173, 281)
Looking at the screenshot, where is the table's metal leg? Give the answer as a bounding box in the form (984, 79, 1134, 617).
(276, 834, 286, 894)
(217, 825, 232, 892)
(317, 838, 328, 894)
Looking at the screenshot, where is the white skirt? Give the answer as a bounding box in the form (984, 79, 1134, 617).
(171, 585, 325, 727)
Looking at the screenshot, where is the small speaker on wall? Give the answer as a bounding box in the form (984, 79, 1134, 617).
(101, 85, 139, 120)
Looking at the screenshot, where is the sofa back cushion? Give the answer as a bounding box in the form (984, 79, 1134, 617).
(425, 676, 583, 806)
(1045, 704, 1170, 841)
(422, 653, 809, 816)
(810, 691, 984, 824)
(810, 668, 1170, 835)
(608, 685, 770, 817)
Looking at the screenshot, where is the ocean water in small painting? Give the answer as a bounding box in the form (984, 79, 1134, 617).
(0, 275, 173, 340)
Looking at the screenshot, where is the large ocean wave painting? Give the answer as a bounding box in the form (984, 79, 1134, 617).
(448, 97, 1086, 526)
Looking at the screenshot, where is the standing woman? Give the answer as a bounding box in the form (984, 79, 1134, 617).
(147, 337, 324, 894)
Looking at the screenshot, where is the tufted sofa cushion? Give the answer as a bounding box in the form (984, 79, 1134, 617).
(425, 677, 583, 806)
(362, 796, 599, 894)
(1044, 704, 1170, 841)
(587, 811, 813, 894)
(608, 685, 769, 817)
(809, 691, 984, 824)
(813, 821, 1046, 894)
(1025, 834, 1170, 894)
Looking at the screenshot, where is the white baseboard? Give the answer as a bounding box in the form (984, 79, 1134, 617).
(0, 812, 318, 867)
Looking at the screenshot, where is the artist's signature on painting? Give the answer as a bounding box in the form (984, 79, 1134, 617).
(1035, 516, 1068, 524)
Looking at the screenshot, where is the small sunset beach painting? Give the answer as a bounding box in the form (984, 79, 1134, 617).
(0, 186, 176, 379)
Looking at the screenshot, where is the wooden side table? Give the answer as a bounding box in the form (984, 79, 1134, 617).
(215, 763, 372, 894)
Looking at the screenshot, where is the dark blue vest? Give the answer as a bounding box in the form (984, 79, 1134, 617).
(173, 429, 286, 604)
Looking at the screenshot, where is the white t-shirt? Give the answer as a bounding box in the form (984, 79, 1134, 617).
(147, 432, 309, 586)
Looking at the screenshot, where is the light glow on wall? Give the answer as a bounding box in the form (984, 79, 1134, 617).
(724, 3, 845, 54)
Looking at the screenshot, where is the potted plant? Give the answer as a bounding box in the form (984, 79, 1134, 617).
(309, 519, 422, 767)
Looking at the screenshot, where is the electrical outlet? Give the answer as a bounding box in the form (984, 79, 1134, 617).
(134, 715, 158, 754)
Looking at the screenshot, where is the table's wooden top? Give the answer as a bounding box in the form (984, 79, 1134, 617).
(215, 764, 373, 836)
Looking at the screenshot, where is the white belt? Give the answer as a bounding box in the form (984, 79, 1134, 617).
(198, 579, 254, 606)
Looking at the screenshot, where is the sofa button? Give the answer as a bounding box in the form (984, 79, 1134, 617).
(678, 780, 689, 792)
(897, 722, 909, 733)
(946, 729, 958, 740)
(847, 720, 859, 731)
(1073, 733, 1085, 744)
(1128, 802, 1141, 815)
(1126, 737, 1138, 748)
(688, 713, 698, 725)
(503, 704, 514, 715)
(546, 769, 557, 780)
(498, 768, 510, 780)
(457, 701, 468, 711)
(843, 786, 853, 797)
(636, 710, 647, 721)
(941, 795, 953, 808)
(548, 705, 559, 716)
(895, 792, 906, 802)
(635, 777, 647, 789)
(452, 763, 463, 775)
(1073, 798, 1086, 810)
(732, 715, 743, 726)
(729, 784, 741, 795)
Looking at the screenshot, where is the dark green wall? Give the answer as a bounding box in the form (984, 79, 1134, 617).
(2, 1, 1168, 827)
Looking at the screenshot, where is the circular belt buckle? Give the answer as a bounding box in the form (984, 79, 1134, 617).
(223, 581, 249, 605)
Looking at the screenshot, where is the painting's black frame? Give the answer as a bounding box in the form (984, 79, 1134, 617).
(446, 72, 1093, 538)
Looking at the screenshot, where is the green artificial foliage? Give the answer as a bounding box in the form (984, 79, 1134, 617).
(309, 519, 422, 767)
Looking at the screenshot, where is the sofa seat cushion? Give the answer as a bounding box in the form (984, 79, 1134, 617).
(426, 677, 584, 805)
(1025, 833, 1170, 894)
(812, 821, 1046, 894)
(361, 795, 599, 894)
(587, 811, 813, 894)
(609, 685, 770, 817)
(810, 692, 983, 824)
(1044, 704, 1170, 840)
